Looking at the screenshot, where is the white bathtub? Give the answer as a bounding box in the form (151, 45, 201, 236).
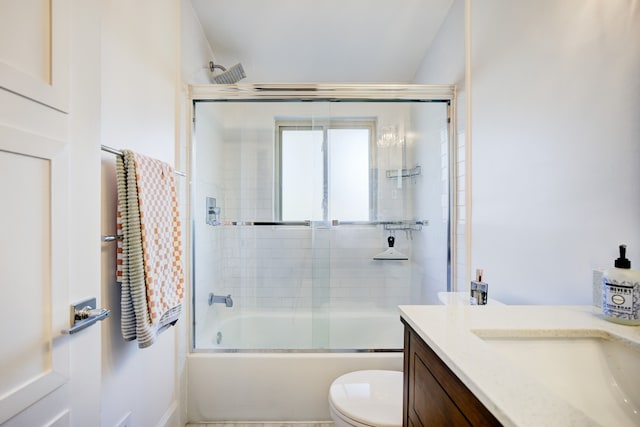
(195, 308, 404, 350)
(188, 308, 405, 421)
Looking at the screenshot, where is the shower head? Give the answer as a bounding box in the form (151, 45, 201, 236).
(208, 61, 246, 84)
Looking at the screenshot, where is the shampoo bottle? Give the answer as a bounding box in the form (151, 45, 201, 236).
(602, 244, 640, 325)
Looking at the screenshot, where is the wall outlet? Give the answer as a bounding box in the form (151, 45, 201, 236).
(115, 412, 132, 427)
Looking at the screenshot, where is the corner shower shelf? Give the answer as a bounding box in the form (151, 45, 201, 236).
(385, 165, 421, 179)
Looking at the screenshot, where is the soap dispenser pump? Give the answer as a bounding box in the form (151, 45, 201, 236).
(602, 244, 640, 325)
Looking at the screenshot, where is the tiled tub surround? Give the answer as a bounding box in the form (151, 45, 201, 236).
(193, 224, 421, 348)
(202, 225, 414, 309)
(399, 305, 640, 427)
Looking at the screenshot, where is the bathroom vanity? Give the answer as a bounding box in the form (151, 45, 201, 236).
(402, 319, 501, 426)
(399, 304, 640, 427)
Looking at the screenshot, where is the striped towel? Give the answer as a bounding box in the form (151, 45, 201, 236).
(116, 150, 184, 348)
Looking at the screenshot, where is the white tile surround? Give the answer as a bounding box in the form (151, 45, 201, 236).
(213, 226, 413, 310)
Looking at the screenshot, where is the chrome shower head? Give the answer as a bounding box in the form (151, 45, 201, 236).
(208, 61, 246, 84)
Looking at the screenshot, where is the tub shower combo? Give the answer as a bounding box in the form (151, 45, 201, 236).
(187, 84, 457, 421)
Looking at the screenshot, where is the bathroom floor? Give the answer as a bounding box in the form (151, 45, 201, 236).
(185, 423, 334, 427)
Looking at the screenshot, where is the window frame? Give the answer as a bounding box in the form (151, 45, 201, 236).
(274, 118, 378, 222)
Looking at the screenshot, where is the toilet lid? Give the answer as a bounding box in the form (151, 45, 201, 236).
(329, 370, 403, 427)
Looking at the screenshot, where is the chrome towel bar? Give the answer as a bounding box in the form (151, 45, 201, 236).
(100, 144, 186, 242)
(101, 144, 186, 177)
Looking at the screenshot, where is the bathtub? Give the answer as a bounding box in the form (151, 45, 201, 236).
(188, 308, 405, 421)
(195, 308, 404, 350)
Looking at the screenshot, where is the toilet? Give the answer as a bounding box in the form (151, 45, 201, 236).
(328, 369, 403, 427)
(328, 293, 504, 426)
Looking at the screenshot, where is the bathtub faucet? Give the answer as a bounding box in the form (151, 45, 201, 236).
(208, 292, 233, 307)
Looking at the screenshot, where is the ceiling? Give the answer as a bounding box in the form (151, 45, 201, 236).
(190, 0, 454, 83)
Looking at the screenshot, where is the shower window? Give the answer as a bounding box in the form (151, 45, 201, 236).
(275, 119, 376, 222)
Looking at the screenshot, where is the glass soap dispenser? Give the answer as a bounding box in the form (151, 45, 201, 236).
(602, 244, 640, 325)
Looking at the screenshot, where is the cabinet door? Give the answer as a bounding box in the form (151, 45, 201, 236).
(403, 321, 502, 427)
(407, 330, 471, 426)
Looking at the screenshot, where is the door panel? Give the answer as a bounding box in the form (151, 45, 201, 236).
(0, 1, 101, 425)
(0, 125, 70, 425)
(0, 0, 69, 112)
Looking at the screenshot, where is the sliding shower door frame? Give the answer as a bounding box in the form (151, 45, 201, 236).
(188, 83, 458, 352)
(190, 83, 455, 102)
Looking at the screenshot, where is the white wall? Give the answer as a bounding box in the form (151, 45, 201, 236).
(181, 0, 215, 85)
(413, 0, 467, 290)
(471, 1, 640, 304)
(418, 1, 640, 304)
(178, 0, 218, 423)
(69, 0, 103, 423)
(100, 1, 186, 426)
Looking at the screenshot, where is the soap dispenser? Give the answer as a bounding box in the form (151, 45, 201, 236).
(602, 245, 640, 325)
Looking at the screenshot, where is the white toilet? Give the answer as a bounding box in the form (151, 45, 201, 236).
(328, 293, 504, 426)
(328, 369, 403, 427)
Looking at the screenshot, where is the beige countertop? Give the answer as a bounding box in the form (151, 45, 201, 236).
(398, 304, 640, 427)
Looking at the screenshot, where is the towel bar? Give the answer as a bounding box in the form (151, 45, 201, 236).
(101, 144, 185, 243)
(101, 144, 186, 177)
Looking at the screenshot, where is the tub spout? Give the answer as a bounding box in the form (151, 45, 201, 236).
(209, 292, 233, 307)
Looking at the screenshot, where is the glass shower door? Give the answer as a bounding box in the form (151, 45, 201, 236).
(191, 91, 454, 351)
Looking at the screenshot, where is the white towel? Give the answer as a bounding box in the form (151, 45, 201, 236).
(116, 150, 184, 348)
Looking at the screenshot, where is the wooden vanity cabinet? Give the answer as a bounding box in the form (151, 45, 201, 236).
(402, 319, 502, 427)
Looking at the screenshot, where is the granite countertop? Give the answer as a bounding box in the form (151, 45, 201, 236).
(398, 304, 640, 427)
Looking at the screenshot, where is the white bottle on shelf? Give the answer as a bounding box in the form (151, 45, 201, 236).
(602, 244, 640, 325)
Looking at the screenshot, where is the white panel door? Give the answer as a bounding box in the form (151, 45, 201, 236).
(0, 1, 101, 426)
(0, 126, 74, 425)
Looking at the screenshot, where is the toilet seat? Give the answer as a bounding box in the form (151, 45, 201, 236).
(328, 370, 403, 427)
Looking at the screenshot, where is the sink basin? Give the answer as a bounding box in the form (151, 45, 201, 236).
(474, 330, 640, 427)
